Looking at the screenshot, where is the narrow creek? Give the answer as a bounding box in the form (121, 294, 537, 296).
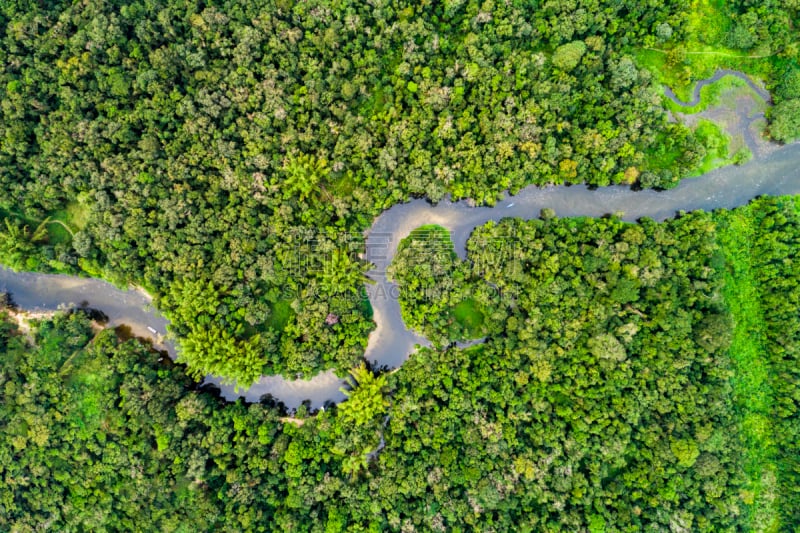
(1, 74, 799, 410)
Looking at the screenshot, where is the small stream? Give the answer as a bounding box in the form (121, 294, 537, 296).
(1, 73, 799, 410)
(662, 68, 771, 107)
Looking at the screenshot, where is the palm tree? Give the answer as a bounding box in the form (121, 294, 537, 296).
(282, 154, 328, 201)
(318, 249, 372, 295)
(338, 363, 389, 427)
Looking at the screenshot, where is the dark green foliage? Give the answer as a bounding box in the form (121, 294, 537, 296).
(382, 201, 800, 529)
(0, 309, 286, 531)
(776, 67, 800, 102)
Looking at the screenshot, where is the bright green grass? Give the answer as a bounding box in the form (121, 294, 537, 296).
(50, 201, 89, 230)
(714, 210, 779, 532)
(632, 0, 776, 101)
(46, 201, 90, 244)
(449, 298, 485, 340)
(635, 46, 775, 101)
(265, 299, 295, 332)
(45, 221, 73, 245)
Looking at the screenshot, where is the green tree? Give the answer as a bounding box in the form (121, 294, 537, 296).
(770, 99, 800, 142)
(552, 41, 587, 71)
(338, 364, 389, 427)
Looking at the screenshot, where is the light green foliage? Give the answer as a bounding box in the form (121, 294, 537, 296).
(671, 438, 701, 467)
(450, 299, 485, 339)
(692, 119, 732, 174)
(732, 146, 753, 165)
(587, 333, 627, 362)
(633, 0, 800, 142)
(714, 197, 800, 529)
(338, 364, 389, 427)
(552, 41, 587, 71)
(382, 211, 748, 530)
(281, 154, 328, 202)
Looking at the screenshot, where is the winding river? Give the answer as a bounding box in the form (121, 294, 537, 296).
(2, 73, 799, 410)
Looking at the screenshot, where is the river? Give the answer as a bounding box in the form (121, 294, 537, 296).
(1, 84, 799, 410)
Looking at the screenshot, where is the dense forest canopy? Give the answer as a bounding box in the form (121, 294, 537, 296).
(2, 197, 799, 531)
(2, 0, 800, 530)
(0, 1, 799, 380)
(7, 0, 799, 383)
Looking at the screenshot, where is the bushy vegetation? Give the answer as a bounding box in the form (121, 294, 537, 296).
(4, 197, 799, 531)
(714, 197, 800, 528)
(633, 0, 800, 145)
(634, 0, 799, 90)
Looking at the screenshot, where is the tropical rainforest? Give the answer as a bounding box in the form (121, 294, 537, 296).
(1, 0, 800, 530)
(1, 0, 799, 383)
(2, 196, 800, 531)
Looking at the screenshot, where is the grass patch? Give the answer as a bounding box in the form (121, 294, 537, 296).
(64, 202, 89, 230)
(634, 43, 775, 103)
(46, 201, 90, 245)
(714, 210, 779, 531)
(265, 299, 295, 332)
(45, 220, 73, 245)
(448, 298, 485, 339)
(0, 205, 79, 246)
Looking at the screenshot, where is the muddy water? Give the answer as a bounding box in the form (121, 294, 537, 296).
(0, 269, 172, 354)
